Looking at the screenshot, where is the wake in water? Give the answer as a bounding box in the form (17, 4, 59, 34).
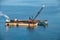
(0, 11, 9, 19)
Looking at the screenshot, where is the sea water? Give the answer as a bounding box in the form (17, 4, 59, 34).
(0, 5, 60, 40)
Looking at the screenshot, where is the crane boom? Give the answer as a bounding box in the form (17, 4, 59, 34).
(33, 5, 45, 20)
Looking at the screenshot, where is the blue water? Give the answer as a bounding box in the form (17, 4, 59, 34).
(0, 5, 60, 40)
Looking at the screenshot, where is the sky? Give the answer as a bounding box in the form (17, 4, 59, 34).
(0, 0, 59, 6)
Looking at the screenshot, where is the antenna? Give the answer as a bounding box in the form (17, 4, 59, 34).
(33, 4, 45, 20)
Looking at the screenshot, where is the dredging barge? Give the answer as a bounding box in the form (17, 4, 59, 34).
(5, 19, 48, 27)
(5, 4, 48, 29)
